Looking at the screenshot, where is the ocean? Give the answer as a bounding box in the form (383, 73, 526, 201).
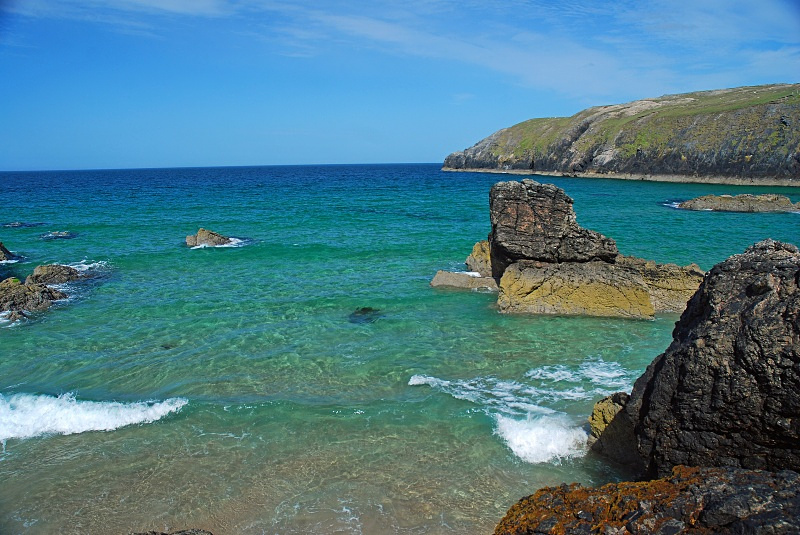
(1, 163, 798, 534)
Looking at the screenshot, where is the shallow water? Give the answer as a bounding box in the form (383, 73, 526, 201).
(1, 164, 798, 534)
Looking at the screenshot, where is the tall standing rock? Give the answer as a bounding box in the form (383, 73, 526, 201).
(488, 180, 618, 278)
(594, 239, 800, 478)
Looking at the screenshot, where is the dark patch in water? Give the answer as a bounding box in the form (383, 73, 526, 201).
(3, 221, 46, 228)
(348, 307, 383, 324)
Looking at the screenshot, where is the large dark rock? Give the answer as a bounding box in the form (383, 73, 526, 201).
(0, 242, 15, 261)
(594, 239, 800, 477)
(0, 277, 67, 318)
(495, 465, 800, 535)
(25, 264, 83, 285)
(489, 180, 618, 278)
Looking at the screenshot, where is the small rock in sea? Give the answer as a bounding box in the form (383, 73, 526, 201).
(25, 264, 84, 285)
(0, 242, 16, 262)
(348, 307, 383, 324)
(0, 277, 68, 319)
(40, 230, 78, 241)
(186, 228, 232, 247)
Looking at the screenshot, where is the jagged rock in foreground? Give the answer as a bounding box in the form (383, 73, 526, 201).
(489, 180, 703, 318)
(679, 193, 800, 212)
(495, 465, 800, 535)
(25, 264, 83, 285)
(594, 239, 800, 477)
(0, 241, 15, 261)
(444, 83, 800, 185)
(185, 228, 232, 247)
(0, 277, 67, 321)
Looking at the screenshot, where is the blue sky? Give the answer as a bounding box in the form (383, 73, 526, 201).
(1, 0, 798, 171)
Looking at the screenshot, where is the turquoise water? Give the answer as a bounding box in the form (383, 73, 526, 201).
(0, 164, 798, 534)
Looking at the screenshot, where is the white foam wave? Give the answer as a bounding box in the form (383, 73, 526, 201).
(663, 201, 683, 209)
(494, 414, 587, 464)
(0, 393, 188, 441)
(455, 271, 483, 277)
(0, 259, 20, 264)
(190, 237, 249, 249)
(67, 259, 110, 273)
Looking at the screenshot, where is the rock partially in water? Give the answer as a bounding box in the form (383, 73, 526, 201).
(2, 221, 45, 228)
(40, 230, 78, 240)
(497, 260, 654, 318)
(348, 307, 383, 324)
(430, 270, 498, 291)
(616, 256, 705, 313)
(25, 264, 83, 285)
(494, 465, 800, 535)
(489, 180, 618, 278)
(0, 242, 15, 262)
(679, 193, 800, 212)
(594, 239, 800, 477)
(465, 240, 493, 277)
(186, 228, 232, 247)
(0, 277, 67, 318)
(588, 392, 629, 442)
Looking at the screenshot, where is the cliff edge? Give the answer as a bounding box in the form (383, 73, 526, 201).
(444, 83, 800, 185)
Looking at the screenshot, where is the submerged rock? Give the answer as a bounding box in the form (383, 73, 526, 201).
(348, 307, 383, 324)
(430, 270, 498, 291)
(131, 530, 213, 535)
(679, 193, 800, 212)
(186, 228, 232, 247)
(25, 264, 83, 285)
(494, 465, 800, 535)
(0, 277, 67, 317)
(40, 230, 78, 240)
(594, 239, 800, 477)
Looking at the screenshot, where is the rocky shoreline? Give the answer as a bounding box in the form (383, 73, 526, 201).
(678, 193, 800, 212)
(432, 179, 703, 318)
(494, 239, 800, 533)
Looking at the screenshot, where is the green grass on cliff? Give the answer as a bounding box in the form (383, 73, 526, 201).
(490, 83, 800, 161)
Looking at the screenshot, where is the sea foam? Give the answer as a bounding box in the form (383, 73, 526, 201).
(0, 393, 188, 441)
(494, 414, 587, 464)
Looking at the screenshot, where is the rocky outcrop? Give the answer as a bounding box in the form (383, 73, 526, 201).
(0, 242, 15, 262)
(0, 277, 67, 320)
(186, 228, 232, 247)
(444, 83, 800, 185)
(588, 392, 629, 442)
(594, 239, 800, 478)
(495, 465, 800, 535)
(465, 240, 492, 277)
(486, 180, 703, 318)
(679, 193, 800, 212)
(25, 264, 83, 285)
(497, 260, 654, 318)
(430, 270, 498, 291)
(489, 180, 617, 278)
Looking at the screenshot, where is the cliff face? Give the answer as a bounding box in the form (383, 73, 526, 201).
(444, 84, 800, 185)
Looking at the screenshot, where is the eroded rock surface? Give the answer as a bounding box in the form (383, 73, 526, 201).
(594, 239, 800, 477)
(495, 465, 800, 535)
(465, 240, 492, 277)
(488, 180, 618, 277)
(25, 264, 83, 285)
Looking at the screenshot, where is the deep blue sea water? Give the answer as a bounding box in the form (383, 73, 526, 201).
(1, 164, 798, 534)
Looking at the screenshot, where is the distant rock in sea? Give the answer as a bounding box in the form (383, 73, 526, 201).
(186, 228, 233, 247)
(678, 193, 800, 212)
(40, 230, 78, 241)
(433, 179, 703, 318)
